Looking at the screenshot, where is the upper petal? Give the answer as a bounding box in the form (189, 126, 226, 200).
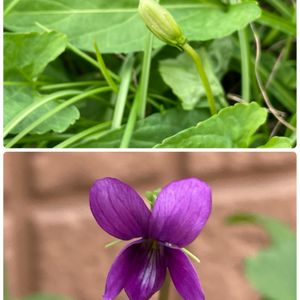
(124, 240, 167, 300)
(90, 177, 151, 240)
(166, 247, 205, 300)
(149, 178, 212, 247)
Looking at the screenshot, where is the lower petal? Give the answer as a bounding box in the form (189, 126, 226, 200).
(104, 240, 143, 300)
(166, 247, 205, 300)
(104, 240, 167, 300)
(124, 241, 167, 300)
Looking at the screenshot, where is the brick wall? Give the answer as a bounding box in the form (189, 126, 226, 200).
(4, 152, 296, 300)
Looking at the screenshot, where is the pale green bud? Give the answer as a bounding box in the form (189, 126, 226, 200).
(138, 0, 187, 49)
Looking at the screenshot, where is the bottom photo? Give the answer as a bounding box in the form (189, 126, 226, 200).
(4, 152, 296, 300)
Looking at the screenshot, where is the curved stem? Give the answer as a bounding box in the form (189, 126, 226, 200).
(5, 87, 111, 148)
(182, 43, 217, 115)
(158, 272, 171, 300)
(4, 89, 81, 138)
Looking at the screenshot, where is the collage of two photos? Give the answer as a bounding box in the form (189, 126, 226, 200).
(3, 0, 297, 300)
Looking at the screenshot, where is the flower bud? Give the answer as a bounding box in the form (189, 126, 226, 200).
(138, 0, 187, 49)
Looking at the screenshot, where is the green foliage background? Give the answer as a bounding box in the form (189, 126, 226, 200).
(3, 0, 296, 148)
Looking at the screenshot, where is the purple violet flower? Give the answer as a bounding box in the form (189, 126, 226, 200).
(90, 177, 212, 300)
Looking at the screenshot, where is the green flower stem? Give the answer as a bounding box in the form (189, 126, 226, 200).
(138, 31, 154, 119)
(39, 81, 106, 91)
(120, 92, 140, 148)
(182, 43, 217, 115)
(94, 42, 119, 93)
(5, 87, 111, 148)
(54, 121, 111, 148)
(111, 54, 135, 129)
(3, 89, 81, 138)
(238, 27, 251, 102)
(158, 272, 171, 300)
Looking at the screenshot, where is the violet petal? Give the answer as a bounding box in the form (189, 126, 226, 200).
(103, 240, 144, 300)
(90, 177, 151, 240)
(149, 178, 212, 247)
(124, 241, 167, 300)
(166, 247, 205, 300)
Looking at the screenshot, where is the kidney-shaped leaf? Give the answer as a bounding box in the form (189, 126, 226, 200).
(4, 31, 67, 81)
(156, 102, 268, 148)
(4, 0, 261, 53)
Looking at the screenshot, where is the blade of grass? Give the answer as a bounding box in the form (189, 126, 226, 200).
(4, 89, 81, 138)
(264, 0, 293, 18)
(4, 0, 21, 16)
(238, 26, 251, 101)
(71, 129, 111, 147)
(94, 41, 119, 93)
(111, 54, 135, 129)
(4, 133, 73, 145)
(120, 92, 140, 148)
(54, 121, 111, 148)
(39, 81, 106, 91)
(5, 87, 112, 148)
(258, 10, 296, 36)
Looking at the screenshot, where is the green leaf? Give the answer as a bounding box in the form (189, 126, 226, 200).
(207, 36, 235, 79)
(4, 0, 261, 53)
(227, 213, 296, 300)
(156, 102, 268, 148)
(246, 240, 296, 300)
(258, 10, 296, 36)
(227, 213, 295, 246)
(4, 31, 67, 81)
(77, 108, 210, 148)
(259, 136, 292, 148)
(159, 48, 224, 110)
(4, 86, 79, 134)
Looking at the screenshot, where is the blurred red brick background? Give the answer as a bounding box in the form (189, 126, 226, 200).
(4, 152, 296, 300)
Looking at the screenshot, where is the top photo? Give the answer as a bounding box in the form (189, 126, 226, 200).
(3, 0, 296, 149)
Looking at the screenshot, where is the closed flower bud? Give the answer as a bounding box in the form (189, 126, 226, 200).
(138, 0, 187, 49)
